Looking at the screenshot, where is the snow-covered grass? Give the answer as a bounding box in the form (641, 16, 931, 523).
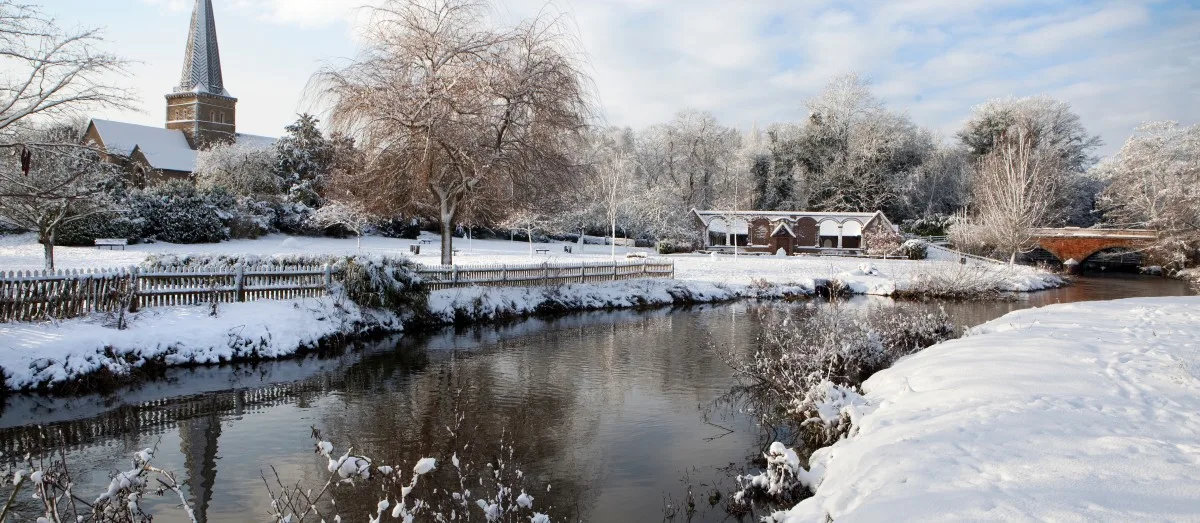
(1, 231, 1063, 295)
(768, 296, 1200, 522)
(0, 297, 389, 391)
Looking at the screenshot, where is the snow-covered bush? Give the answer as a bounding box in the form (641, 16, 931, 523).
(730, 304, 954, 433)
(2, 444, 197, 522)
(53, 210, 144, 246)
(265, 417, 554, 522)
(900, 239, 928, 260)
(129, 181, 226, 243)
(194, 141, 280, 197)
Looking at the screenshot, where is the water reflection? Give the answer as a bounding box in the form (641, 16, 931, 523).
(0, 274, 1192, 522)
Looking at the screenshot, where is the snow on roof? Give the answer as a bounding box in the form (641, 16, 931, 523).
(694, 209, 886, 228)
(236, 133, 277, 149)
(771, 222, 796, 237)
(90, 119, 198, 173)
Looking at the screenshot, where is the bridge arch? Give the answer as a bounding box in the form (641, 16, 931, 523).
(1080, 247, 1145, 273)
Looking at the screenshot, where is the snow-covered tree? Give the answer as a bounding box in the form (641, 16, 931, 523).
(194, 141, 279, 197)
(958, 123, 1063, 263)
(1095, 121, 1200, 268)
(0, 2, 134, 141)
(958, 95, 1102, 226)
(274, 113, 333, 207)
(310, 199, 372, 250)
(767, 74, 934, 220)
(0, 125, 122, 269)
(317, 0, 590, 265)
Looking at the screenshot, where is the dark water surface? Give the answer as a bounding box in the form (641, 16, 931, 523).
(1, 275, 1193, 522)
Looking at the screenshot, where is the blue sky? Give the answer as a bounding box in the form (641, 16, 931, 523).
(53, 0, 1200, 155)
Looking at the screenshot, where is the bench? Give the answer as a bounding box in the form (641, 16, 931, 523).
(418, 239, 434, 245)
(95, 238, 128, 250)
(563, 245, 573, 253)
(535, 248, 550, 255)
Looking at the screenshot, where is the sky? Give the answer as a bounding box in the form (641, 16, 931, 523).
(51, 0, 1200, 156)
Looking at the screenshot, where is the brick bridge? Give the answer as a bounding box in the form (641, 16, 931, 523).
(1030, 228, 1156, 272)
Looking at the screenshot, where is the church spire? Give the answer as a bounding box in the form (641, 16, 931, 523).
(175, 0, 228, 96)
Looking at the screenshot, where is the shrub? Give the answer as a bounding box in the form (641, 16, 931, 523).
(128, 181, 226, 244)
(53, 211, 143, 246)
(901, 239, 928, 260)
(375, 216, 422, 239)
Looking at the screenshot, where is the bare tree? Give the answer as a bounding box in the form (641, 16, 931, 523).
(316, 0, 591, 265)
(0, 125, 121, 269)
(0, 1, 135, 269)
(0, 1, 134, 139)
(1096, 121, 1200, 268)
(961, 124, 1063, 263)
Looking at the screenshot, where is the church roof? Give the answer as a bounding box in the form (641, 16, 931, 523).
(175, 0, 231, 97)
(88, 119, 277, 174)
(90, 119, 198, 173)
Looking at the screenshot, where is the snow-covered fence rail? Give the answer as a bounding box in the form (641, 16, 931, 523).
(0, 264, 332, 322)
(415, 259, 675, 291)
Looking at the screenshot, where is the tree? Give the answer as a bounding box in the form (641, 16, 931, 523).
(317, 0, 590, 265)
(1095, 121, 1200, 268)
(194, 141, 279, 197)
(960, 124, 1063, 263)
(0, 2, 134, 140)
(958, 95, 1102, 226)
(274, 113, 333, 206)
(0, 126, 122, 269)
(310, 200, 372, 251)
(0, 1, 134, 269)
(775, 74, 933, 220)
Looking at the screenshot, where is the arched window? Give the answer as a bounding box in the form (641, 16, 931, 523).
(818, 220, 841, 236)
(842, 220, 863, 237)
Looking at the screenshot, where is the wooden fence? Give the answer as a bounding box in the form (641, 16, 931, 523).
(415, 259, 675, 291)
(1, 259, 675, 322)
(1, 264, 331, 323)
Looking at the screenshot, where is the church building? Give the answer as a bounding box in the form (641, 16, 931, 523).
(84, 0, 274, 184)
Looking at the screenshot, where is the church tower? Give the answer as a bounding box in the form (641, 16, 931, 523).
(165, 0, 237, 149)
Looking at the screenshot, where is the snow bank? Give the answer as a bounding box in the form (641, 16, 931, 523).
(771, 296, 1200, 522)
(426, 278, 812, 323)
(0, 298, 385, 390)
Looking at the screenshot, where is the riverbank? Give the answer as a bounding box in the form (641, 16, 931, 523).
(0, 233, 1064, 392)
(769, 296, 1200, 522)
(1, 278, 820, 392)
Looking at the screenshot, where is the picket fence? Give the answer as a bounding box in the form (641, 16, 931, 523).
(0, 258, 675, 322)
(416, 258, 675, 291)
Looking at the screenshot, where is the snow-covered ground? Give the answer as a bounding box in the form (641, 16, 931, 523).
(0, 232, 1061, 295)
(772, 296, 1200, 522)
(0, 297, 383, 390)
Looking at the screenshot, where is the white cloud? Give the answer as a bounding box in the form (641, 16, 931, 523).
(121, 0, 1200, 154)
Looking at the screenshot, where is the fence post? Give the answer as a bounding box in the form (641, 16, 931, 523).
(544, 262, 550, 282)
(452, 265, 459, 286)
(323, 263, 332, 291)
(128, 266, 140, 312)
(235, 262, 246, 302)
(580, 263, 586, 283)
(611, 260, 617, 281)
(641, 259, 647, 277)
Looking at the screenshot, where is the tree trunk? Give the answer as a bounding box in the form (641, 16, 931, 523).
(439, 198, 456, 266)
(527, 227, 534, 257)
(40, 230, 55, 270)
(611, 215, 617, 259)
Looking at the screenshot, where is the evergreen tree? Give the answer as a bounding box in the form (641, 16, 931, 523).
(751, 154, 773, 209)
(274, 113, 333, 207)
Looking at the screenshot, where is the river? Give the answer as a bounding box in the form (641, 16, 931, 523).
(0, 274, 1193, 522)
